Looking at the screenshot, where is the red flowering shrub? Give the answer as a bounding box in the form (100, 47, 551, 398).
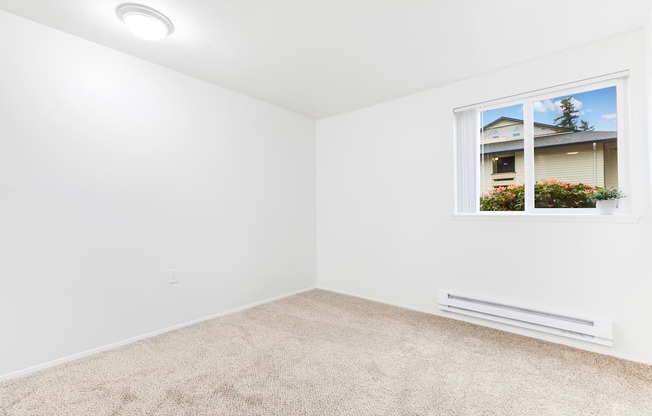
(480, 180, 596, 211)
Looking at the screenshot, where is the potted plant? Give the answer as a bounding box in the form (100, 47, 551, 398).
(590, 187, 626, 214)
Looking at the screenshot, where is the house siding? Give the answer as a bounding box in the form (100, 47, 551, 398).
(482, 121, 562, 145)
(534, 143, 605, 186)
(481, 143, 613, 194)
(604, 141, 618, 188)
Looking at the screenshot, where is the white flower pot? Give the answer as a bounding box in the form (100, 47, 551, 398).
(596, 199, 618, 215)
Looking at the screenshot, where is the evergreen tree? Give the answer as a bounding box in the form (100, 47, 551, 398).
(553, 96, 579, 131)
(579, 120, 594, 131)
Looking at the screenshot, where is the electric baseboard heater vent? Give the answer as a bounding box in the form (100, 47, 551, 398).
(437, 291, 613, 347)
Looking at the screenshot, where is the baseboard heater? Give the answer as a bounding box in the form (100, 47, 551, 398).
(437, 291, 613, 346)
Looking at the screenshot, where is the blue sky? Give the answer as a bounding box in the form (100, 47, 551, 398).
(481, 86, 617, 131)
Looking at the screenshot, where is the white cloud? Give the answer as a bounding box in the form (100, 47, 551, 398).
(601, 113, 617, 120)
(553, 97, 583, 114)
(533, 99, 556, 113)
(534, 97, 584, 116)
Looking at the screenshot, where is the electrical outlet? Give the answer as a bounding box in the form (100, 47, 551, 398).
(169, 268, 179, 285)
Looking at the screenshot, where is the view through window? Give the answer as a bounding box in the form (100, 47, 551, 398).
(479, 86, 618, 211)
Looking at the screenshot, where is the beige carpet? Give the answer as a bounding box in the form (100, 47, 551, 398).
(1, 290, 652, 416)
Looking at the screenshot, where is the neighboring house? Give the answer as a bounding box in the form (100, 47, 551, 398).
(480, 117, 618, 194)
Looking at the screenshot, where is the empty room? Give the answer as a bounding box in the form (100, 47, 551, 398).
(1, 1, 652, 415)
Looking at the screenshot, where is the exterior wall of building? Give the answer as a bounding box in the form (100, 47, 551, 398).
(604, 141, 618, 188)
(482, 122, 561, 144)
(481, 142, 616, 193)
(534, 143, 605, 186)
(481, 152, 524, 194)
(483, 124, 522, 144)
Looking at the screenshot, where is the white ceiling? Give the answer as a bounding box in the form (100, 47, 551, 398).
(0, 0, 650, 118)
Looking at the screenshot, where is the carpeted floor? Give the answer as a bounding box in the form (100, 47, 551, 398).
(1, 289, 652, 415)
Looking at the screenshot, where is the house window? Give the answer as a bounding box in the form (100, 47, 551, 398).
(494, 156, 515, 174)
(454, 74, 626, 214)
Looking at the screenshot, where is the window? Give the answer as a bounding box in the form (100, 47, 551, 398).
(454, 74, 626, 215)
(494, 156, 515, 174)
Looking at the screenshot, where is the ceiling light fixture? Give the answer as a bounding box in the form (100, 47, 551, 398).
(116, 3, 174, 41)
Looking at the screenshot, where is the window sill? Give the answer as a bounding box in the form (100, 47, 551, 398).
(452, 213, 639, 223)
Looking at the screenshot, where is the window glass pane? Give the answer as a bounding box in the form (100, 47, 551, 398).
(532, 86, 617, 208)
(479, 104, 524, 211)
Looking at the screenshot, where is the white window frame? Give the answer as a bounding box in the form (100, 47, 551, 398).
(454, 72, 631, 218)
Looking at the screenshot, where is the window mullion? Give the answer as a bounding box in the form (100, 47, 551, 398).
(523, 101, 535, 212)
(475, 109, 482, 213)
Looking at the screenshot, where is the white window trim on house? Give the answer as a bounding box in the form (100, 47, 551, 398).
(453, 71, 637, 222)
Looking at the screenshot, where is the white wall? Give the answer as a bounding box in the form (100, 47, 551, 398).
(316, 29, 652, 364)
(648, 15, 652, 259)
(0, 11, 315, 377)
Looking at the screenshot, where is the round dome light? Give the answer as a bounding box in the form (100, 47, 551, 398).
(116, 4, 174, 41)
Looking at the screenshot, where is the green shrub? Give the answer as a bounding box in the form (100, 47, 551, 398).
(590, 187, 625, 201)
(535, 180, 596, 208)
(480, 180, 596, 211)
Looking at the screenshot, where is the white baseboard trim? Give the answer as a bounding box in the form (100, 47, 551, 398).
(0, 286, 316, 383)
(316, 286, 652, 366)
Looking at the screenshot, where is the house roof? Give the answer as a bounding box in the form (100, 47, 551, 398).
(482, 116, 574, 133)
(481, 130, 617, 155)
